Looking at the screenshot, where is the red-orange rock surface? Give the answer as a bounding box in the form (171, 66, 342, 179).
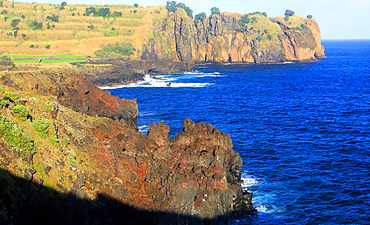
(0, 69, 255, 224)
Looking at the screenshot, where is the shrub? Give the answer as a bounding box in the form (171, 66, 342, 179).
(1, 10, 7, 15)
(45, 44, 51, 49)
(88, 24, 94, 30)
(241, 14, 250, 24)
(68, 150, 76, 163)
(284, 9, 295, 16)
(32, 119, 49, 139)
(211, 7, 220, 15)
(133, 10, 137, 14)
(307, 14, 313, 19)
(284, 16, 289, 21)
(42, 103, 53, 111)
(13, 105, 29, 121)
(268, 34, 272, 41)
(95, 42, 136, 57)
(49, 137, 59, 147)
(194, 12, 206, 26)
(256, 35, 263, 42)
(61, 138, 70, 145)
(134, 3, 138, 7)
(46, 14, 59, 22)
(30, 44, 35, 48)
(28, 20, 43, 29)
(11, 19, 20, 28)
(0, 115, 35, 153)
(262, 12, 267, 18)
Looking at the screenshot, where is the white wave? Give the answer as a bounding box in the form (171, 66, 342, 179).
(138, 125, 149, 134)
(241, 174, 259, 191)
(139, 111, 155, 117)
(283, 61, 294, 64)
(256, 204, 285, 214)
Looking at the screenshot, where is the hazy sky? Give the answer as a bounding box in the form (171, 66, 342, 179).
(27, 0, 370, 39)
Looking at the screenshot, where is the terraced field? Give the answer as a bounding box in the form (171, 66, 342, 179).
(0, 1, 166, 57)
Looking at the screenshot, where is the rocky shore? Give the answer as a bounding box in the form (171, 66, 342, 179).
(0, 69, 256, 224)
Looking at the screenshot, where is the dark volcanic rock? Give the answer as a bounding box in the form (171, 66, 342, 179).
(78, 57, 193, 86)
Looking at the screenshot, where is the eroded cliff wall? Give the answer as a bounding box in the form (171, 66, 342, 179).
(0, 69, 255, 224)
(142, 11, 326, 64)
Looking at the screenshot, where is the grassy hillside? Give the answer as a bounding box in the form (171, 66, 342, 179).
(0, 1, 166, 57)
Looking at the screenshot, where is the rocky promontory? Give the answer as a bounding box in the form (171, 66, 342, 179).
(142, 10, 326, 64)
(0, 69, 255, 224)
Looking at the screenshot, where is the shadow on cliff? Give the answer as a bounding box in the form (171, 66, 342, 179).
(0, 168, 209, 225)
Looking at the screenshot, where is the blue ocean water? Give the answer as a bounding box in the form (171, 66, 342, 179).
(107, 40, 370, 224)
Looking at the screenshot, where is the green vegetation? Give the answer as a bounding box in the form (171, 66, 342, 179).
(307, 14, 313, 19)
(61, 137, 70, 145)
(49, 137, 59, 147)
(12, 105, 30, 121)
(32, 119, 49, 139)
(285, 9, 295, 17)
(68, 150, 76, 163)
(194, 12, 206, 26)
(166, 1, 193, 18)
(28, 20, 43, 29)
(42, 103, 53, 112)
(0, 115, 35, 154)
(94, 42, 136, 57)
(210, 7, 220, 15)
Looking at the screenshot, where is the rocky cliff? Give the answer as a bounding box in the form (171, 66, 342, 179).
(0, 69, 255, 224)
(142, 10, 326, 64)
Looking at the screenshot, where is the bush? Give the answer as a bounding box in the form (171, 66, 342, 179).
(211, 7, 220, 15)
(49, 137, 59, 147)
(307, 14, 313, 19)
(95, 42, 136, 57)
(241, 14, 250, 24)
(262, 12, 267, 18)
(268, 34, 272, 41)
(194, 12, 206, 26)
(285, 9, 295, 16)
(0, 115, 35, 153)
(134, 3, 138, 7)
(166, 1, 193, 18)
(28, 20, 43, 29)
(11, 19, 20, 28)
(30, 44, 35, 48)
(32, 119, 49, 139)
(256, 35, 263, 42)
(284, 16, 289, 21)
(46, 14, 59, 22)
(68, 150, 76, 163)
(13, 105, 29, 120)
(42, 103, 53, 111)
(88, 24, 94, 30)
(45, 44, 51, 49)
(1, 10, 7, 15)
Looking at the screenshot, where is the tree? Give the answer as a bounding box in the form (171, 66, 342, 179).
(194, 12, 206, 26)
(95, 42, 136, 57)
(211, 7, 220, 15)
(61, 2, 67, 6)
(11, 19, 20, 28)
(166, 1, 177, 12)
(284, 9, 294, 17)
(134, 3, 138, 7)
(262, 12, 267, 18)
(241, 14, 250, 24)
(307, 14, 313, 19)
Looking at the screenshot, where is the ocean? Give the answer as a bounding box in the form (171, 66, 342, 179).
(105, 40, 370, 224)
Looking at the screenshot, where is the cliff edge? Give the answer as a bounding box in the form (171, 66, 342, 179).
(0, 69, 255, 224)
(142, 11, 326, 64)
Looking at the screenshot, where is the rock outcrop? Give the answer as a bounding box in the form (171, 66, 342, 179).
(142, 11, 326, 64)
(78, 57, 193, 86)
(0, 69, 255, 224)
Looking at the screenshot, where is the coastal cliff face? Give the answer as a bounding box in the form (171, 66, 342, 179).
(0, 69, 254, 224)
(142, 11, 326, 64)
